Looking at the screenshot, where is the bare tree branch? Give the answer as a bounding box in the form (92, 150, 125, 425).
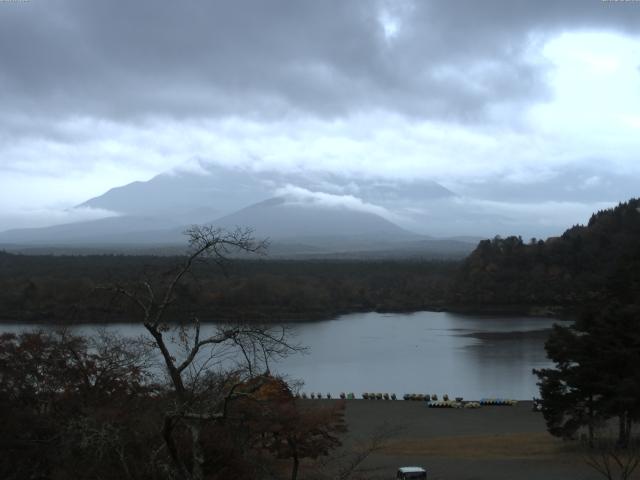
(585, 439, 640, 480)
(101, 225, 300, 480)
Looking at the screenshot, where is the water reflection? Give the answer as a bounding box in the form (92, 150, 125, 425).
(0, 311, 568, 399)
(274, 311, 566, 399)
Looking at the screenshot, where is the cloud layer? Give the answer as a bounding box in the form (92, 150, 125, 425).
(4, 0, 639, 123)
(1, 0, 640, 234)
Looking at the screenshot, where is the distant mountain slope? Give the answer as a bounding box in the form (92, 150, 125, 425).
(79, 163, 455, 218)
(450, 198, 640, 311)
(0, 194, 478, 258)
(0, 196, 417, 249)
(0, 216, 178, 245)
(79, 165, 273, 218)
(214, 197, 416, 240)
(0, 208, 224, 246)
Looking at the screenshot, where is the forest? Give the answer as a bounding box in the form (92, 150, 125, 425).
(0, 253, 456, 324)
(450, 198, 640, 315)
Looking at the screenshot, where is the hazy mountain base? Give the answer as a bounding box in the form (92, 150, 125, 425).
(0, 196, 479, 260)
(0, 235, 477, 260)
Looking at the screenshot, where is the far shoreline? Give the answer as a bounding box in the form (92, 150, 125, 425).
(0, 303, 573, 325)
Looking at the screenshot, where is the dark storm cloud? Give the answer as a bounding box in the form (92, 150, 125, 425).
(0, 0, 384, 120)
(2, 0, 640, 125)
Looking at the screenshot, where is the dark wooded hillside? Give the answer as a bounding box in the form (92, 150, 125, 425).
(450, 198, 640, 314)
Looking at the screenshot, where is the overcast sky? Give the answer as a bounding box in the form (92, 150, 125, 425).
(1, 0, 640, 233)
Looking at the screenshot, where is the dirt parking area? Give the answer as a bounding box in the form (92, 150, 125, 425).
(327, 400, 621, 480)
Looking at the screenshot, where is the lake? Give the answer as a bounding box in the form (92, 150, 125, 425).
(1, 311, 566, 400)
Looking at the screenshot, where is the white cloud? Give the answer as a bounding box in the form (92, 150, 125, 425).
(581, 176, 602, 189)
(528, 31, 640, 173)
(275, 184, 404, 222)
(462, 198, 615, 230)
(0, 207, 118, 232)
(396, 196, 618, 238)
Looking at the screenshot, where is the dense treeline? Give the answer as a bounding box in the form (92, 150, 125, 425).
(0, 253, 457, 323)
(450, 198, 640, 314)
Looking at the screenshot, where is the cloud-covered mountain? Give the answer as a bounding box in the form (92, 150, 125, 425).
(79, 165, 273, 219)
(2, 158, 619, 252)
(0, 163, 483, 257)
(0, 196, 475, 258)
(79, 162, 455, 220)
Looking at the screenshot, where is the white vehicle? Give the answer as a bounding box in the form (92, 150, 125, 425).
(396, 466, 427, 479)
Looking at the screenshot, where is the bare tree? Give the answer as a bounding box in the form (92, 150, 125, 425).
(108, 226, 301, 480)
(310, 423, 401, 480)
(585, 439, 640, 480)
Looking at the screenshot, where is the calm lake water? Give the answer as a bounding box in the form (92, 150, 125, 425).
(1, 311, 567, 400)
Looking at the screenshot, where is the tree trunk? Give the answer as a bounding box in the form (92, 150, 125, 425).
(289, 439, 299, 480)
(618, 411, 630, 449)
(291, 454, 299, 480)
(145, 324, 186, 395)
(164, 416, 191, 480)
(588, 396, 594, 449)
(189, 420, 205, 480)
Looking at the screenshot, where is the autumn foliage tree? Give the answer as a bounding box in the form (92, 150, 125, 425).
(0, 330, 160, 480)
(235, 376, 347, 480)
